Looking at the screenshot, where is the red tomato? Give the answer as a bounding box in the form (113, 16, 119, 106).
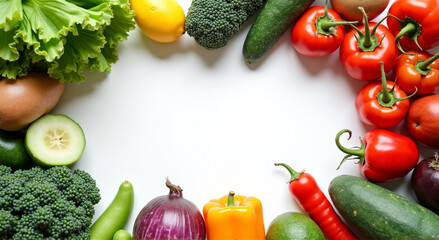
(406, 94, 439, 148)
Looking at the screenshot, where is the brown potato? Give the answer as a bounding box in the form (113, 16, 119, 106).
(330, 0, 390, 21)
(0, 72, 66, 131)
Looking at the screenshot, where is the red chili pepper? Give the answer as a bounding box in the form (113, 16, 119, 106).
(335, 129, 419, 182)
(291, 1, 357, 57)
(355, 62, 414, 129)
(275, 163, 358, 240)
(339, 8, 398, 81)
(393, 50, 439, 95)
(387, 0, 439, 53)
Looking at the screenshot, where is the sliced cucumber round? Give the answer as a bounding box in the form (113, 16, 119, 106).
(25, 114, 86, 166)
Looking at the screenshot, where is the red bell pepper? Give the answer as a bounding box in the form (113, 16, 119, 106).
(387, 0, 439, 53)
(355, 62, 414, 129)
(335, 129, 419, 182)
(275, 163, 358, 240)
(339, 8, 398, 81)
(291, 1, 357, 57)
(393, 50, 439, 95)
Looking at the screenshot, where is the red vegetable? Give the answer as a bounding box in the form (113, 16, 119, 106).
(387, 0, 439, 53)
(275, 162, 358, 240)
(339, 8, 398, 81)
(411, 153, 439, 214)
(291, 1, 356, 57)
(132, 179, 206, 240)
(406, 93, 439, 148)
(335, 129, 419, 182)
(393, 50, 439, 95)
(355, 62, 413, 128)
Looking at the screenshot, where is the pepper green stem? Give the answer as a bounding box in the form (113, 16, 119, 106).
(388, 14, 422, 53)
(227, 191, 235, 207)
(415, 52, 439, 75)
(335, 129, 365, 169)
(274, 163, 304, 183)
(429, 152, 439, 170)
(376, 62, 417, 107)
(316, 0, 358, 35)
(350, 7, 387, 52)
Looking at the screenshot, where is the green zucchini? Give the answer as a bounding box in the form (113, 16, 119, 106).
(329, 175, 439, 239)
(242, 0, 315, 63)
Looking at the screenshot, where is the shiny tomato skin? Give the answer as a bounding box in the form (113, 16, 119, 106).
(339, 23, 398, 81)
(406, 94, 439, 148)
(291, 6, 346, 57)
(355, 80, 409, 128)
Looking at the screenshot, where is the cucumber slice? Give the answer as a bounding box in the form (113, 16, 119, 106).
(25, 114, 86, 166)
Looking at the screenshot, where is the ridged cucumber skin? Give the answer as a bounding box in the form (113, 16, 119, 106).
(242, 0, 315, 63)
(329, 175, 439, 239)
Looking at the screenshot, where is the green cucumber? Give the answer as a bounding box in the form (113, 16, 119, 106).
(242, 0, 315, 63)
(329, 175, 439, 239)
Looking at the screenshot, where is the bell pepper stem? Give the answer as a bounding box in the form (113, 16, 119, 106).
(227, 191, 235, 207)
(317, 0, 358, 35)
(416, 52, 439, 74)
(274, 163, 304, 183)
(379, 62, 391, 103)
(335, 129, 366, 159)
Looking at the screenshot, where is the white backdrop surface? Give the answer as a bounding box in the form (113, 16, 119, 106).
(52, 0, 438, 234)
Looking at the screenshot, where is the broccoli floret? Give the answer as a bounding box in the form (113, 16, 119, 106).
(0, 165, 101, 240)
(185, 0, 264, 50)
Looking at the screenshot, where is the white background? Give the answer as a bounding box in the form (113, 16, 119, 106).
(52, 0, 438, 234)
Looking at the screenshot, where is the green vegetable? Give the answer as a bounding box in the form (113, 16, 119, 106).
(25, 114, 86, 167)
(329, 174, 439, 239)
(243, 0, 315, 63)
(113, 229, 132, 240)
(0, 0, 135, 82)
(90, 181, 134, 240)
(266, 212, 325, 240)
(0, 130, 32, 169)
(185, 0, 264, 50)
(0, 165, 101, 239)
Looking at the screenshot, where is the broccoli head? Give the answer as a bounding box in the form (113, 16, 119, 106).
(185, 0, 264, 50)
(0, 165, 100, 240)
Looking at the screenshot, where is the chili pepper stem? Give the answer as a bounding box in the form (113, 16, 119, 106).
(274, 163, 304, 183)
(415, 52, 439, 75)
(227, 191, 235, 207)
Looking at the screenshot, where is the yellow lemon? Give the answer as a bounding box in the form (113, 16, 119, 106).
(130, 0, 185, 43)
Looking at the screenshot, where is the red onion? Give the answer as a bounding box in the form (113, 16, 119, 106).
(133, 179, 206, 240)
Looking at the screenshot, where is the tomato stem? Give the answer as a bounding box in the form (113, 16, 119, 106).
(416, 52, 439, 75)
(274, 163, 304, 183)
(317, 1, 357, 34)
(227, 191, 235, 207)
(377, 62, 416, 107)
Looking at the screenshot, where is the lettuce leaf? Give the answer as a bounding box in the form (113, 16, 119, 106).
(0, 0, 135, 82)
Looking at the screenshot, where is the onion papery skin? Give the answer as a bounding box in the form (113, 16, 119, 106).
(133, 188, 206, 240)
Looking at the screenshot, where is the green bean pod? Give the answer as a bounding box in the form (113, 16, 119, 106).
(90, 181, 134, 240)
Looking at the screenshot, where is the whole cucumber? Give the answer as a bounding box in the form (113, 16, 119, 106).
(242, 0, 315, 63)
(90, 181, 134, 240)
(329, 175, 439, 239)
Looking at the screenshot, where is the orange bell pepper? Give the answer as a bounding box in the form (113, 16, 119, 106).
(203, 191, 265, 240)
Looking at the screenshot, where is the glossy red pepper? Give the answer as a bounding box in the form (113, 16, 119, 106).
(339, 8, 398, 81)
(291, 1, 357, 57)
(355, 62, 413, 128)
(275, 163, 358, 240)
(335, 129, 419, 182)
(387, 0, 439, 53)
(393, 50, 439, 95)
